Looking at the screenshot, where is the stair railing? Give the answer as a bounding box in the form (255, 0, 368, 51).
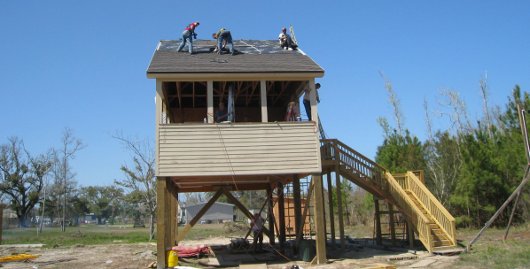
(405, 172, 457, 246)
(384, 172, 434, 252)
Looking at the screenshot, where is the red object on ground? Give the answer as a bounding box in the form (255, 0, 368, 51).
(172, 245, 210, 258)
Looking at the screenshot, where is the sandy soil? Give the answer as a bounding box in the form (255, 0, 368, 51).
(0, 237, 461, 269)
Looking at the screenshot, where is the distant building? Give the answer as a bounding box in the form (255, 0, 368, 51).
(182, 202, 235, 224)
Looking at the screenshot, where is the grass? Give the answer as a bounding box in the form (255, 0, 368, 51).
(1, 222, 247, 248)
(454, 224, 530, 269)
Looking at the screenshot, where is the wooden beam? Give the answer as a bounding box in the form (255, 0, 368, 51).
(260, 80, 268, 122)
(222, 189, 272, 238)
(278, 182, 286, 251)
(312, 174, 327, 265)
(177, 189, 223, 242)
(326, 172, 336, 246)
(207, 80, 214, 123)
(308, 79, 318, 125)
(267, 186, 276, 245)
(156, 177, 171, 269)
(170, 184, 177, 246)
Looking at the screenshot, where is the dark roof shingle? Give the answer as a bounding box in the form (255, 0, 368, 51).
(147, 40, 324, 74)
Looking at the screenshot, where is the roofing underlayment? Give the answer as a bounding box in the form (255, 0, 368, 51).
(146, 40, 324, 74)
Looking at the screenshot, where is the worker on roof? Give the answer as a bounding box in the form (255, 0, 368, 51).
(212, 28, 235, 55)
(177, 22, 200, 54)
(278, 27, 298, 50)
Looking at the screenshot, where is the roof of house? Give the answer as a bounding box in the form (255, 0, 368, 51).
(146, 40, 324, 74)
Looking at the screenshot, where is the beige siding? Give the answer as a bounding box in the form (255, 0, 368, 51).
(158, 122, 321, 177)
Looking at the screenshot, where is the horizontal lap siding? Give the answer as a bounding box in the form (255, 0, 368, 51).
(158, 123, 321, 176)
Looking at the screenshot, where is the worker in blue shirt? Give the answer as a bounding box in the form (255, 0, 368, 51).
(212, 28, 235, 55)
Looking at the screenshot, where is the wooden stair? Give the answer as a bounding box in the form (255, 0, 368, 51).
(320, 139, 457, 252)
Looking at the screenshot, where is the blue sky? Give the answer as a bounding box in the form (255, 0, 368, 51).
(1, 1, 529, 187)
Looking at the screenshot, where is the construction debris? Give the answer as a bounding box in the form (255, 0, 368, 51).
(0, 253, 39, 263)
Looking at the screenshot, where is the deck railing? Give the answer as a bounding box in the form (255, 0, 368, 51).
(320, 139, 457, 252)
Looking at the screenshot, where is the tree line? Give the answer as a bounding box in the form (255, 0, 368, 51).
(375, 79, 530, 228)
(0, 130, 157, 239)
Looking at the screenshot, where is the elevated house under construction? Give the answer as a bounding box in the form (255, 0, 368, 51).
(147, 39, 457, 268)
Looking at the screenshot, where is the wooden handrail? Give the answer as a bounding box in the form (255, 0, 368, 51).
(406, 172, 456, 245)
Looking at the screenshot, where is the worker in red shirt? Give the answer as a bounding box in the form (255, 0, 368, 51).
(177, 22, 200, 54)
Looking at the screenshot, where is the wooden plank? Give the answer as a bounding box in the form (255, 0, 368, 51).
(335, 164, 345, 249)
(176, 189, 223, 242)
(374, 199, 382, 245)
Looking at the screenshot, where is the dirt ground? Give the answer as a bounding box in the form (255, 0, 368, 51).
(0, 237, 462, 269)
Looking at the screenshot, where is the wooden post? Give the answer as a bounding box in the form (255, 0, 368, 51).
(260, 80, 268, 122)
(321, 173, 327, 242)
(327, 172, 336, 246)
(374, 198, 382, 245)
(309, 79, 319, 126)
(278, 182, 286, 252)
(207, 80, 214, 123)
(156, 177, 172, 269)
(267, 186, 275, 245)
(335, 170, 345, 249)
(293, 176, 303, 245)
(388, 203, 396, 245)
(312, 174, 327, 265)
(407, 220, 414, 248)
(169, 183, 177, 246)
(177, 189, 223, 242)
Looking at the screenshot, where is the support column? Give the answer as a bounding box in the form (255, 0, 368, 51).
(278, 182, 286, 252)
(156, 177, 172, 269)
(293, 176, 303, 245)
(326, 172, 336, 246)
(312, 174, 327, 265)
(335, 170, 345, 249)
(169, 183, 177, 246)
(309, 79, 319, 126)
(260, 80, 268, 122)
(407, 220, 415, 248)
(374, 198, 382, 245)
(207, 80, 214, 123)
(388, 203, 396, 245)
(267, 186, 275, 245)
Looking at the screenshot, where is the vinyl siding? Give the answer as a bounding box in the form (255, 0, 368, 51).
(158, 122, 321, 177)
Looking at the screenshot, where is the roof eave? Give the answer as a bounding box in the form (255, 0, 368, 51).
(146, 71, 324, 80)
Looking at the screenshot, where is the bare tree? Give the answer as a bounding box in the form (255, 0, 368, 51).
(0, 137, 52, 227)
(439, 90, 472, 136)
(379, 71, 405, 136)
(479, 73, 494, 139)
(113, 134, 156, 240)
(53, 128, 84, 232)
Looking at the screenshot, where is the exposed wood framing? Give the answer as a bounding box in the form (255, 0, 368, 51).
(156, 177, 172, 269)
(388, 203, 396, 244)
(292, 175, 303, 244)
(296, 179, 314, 247)
(374, 199, 382, 245)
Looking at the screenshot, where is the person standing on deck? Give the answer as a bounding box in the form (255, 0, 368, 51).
(177, 22, 200, 54)
(303, 83, 320, 121)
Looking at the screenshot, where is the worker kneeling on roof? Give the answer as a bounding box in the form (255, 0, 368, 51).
(212, 28, 235, 55)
